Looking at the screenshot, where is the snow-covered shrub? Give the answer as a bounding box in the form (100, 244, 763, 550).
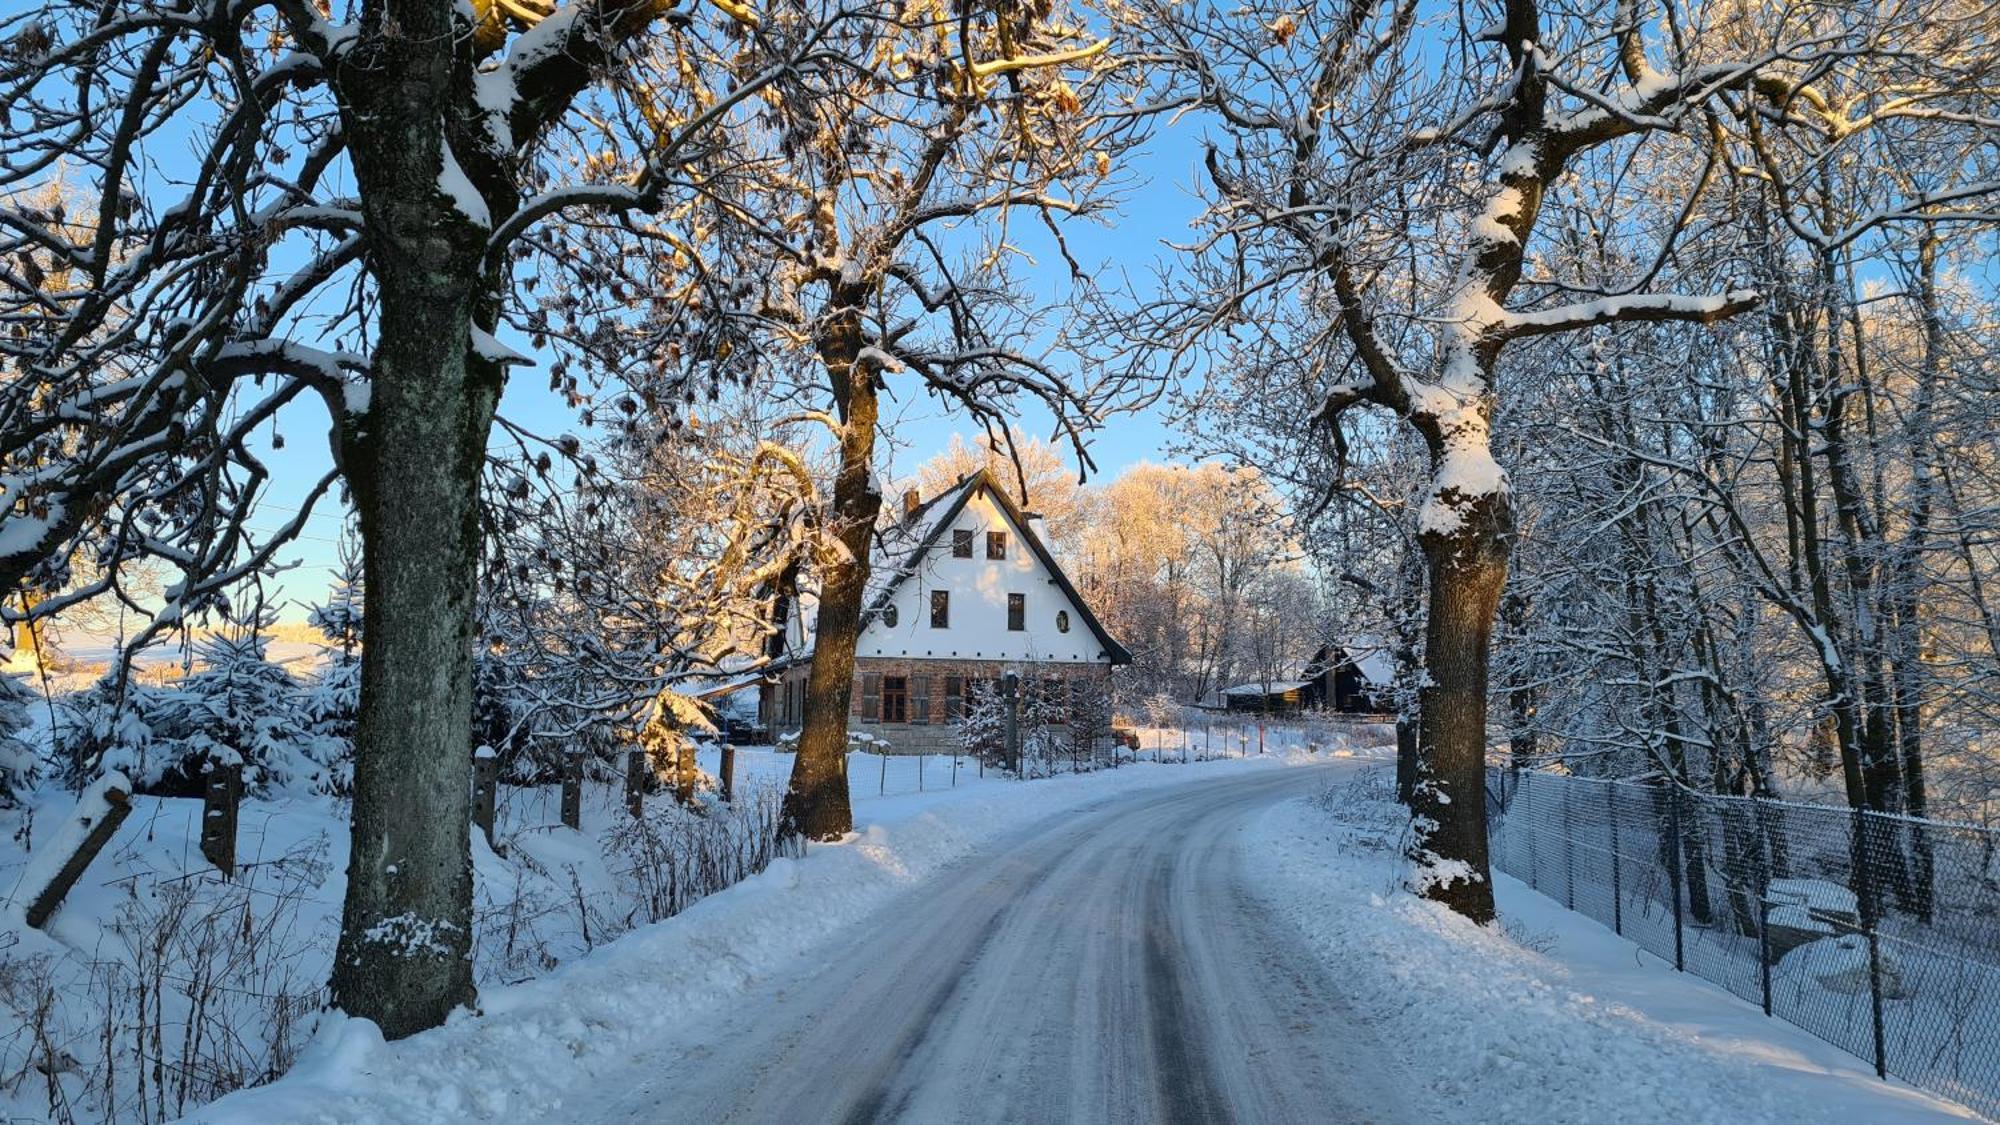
(56, 635, 342, 797)
(1065, 676, 1114, 766)
(0, 671, 36, 804)
(955, 681, 1006, 763)
(635, 688, 715, 804)
(149, 633, 342, 796)
(52, 673, 170, 790)
(1142, 691, 1182, 737)
(955, 676, 1109, 777)
(471, 645, 543, 779)
(1019, 679, 1077, 778)
(296, 653, 358, 796)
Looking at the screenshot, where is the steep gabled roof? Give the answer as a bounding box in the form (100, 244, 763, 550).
(1304, 638, 1396, 687)
(862, 467, 1132, 665)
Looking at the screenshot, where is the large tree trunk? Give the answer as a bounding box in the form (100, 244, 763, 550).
(782, 316, 880, 840)
(329, 31, 503, 1036)
(331, 283, 496, 1037)
(1411, 504, 1508, 924)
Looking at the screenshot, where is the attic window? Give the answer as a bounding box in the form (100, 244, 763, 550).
(1007, 593, 1025, 631)
(1056, 610, 1070, 634)
(952, 529, 974, 558)
(931, 589, 950, 628)
(881, 604, 899, 628)
(987, 531, 1007, 559)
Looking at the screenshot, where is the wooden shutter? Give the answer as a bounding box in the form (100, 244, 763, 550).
(913, 675, 932, 724)
(860, 673, 880, 723)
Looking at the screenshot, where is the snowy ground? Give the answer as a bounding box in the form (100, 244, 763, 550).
(184, 750, 1979, 1125)
(0, 711, 1346, 1125)
(188, 746, 1372, 1123)
(1249, 768, 1974, 1124)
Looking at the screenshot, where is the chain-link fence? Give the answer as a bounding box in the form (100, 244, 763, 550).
(1487, 769, 2000, 1120)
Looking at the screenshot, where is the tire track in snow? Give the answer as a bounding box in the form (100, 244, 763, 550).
(577, 764, 1423, 1124)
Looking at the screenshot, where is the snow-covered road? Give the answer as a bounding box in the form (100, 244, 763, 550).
(579, 765, 1418, 1124)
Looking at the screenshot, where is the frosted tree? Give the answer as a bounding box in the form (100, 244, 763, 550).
(0, 0, 852, 1037)
(659, 0, 1148, 840)
(1072, 462, 1292, 703)
(910, 435, 1100, 559)
(476, 402, 816, 780)
(1114, 0, 1999, 920)
(956, 681, 1007, 766)
(0, 671, 35, 805)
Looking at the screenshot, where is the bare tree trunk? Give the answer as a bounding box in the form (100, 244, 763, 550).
(1412, 506, 1507, 923)
(327, 26, 503, 1035)
(783, 314, 880, 840)
(331, 274, 497, 1040)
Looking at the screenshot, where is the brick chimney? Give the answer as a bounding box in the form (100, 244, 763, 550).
(903, 488, 920, 519)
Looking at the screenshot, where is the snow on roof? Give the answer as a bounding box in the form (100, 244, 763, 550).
(1220, 680, 1312, 696)
(783, 467, 1131, 666)
(1343, 637, 1395, 687)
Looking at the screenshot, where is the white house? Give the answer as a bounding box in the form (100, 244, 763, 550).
(761, 468, 1129, 754)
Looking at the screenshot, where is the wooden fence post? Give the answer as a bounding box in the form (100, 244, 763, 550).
(472, 747, 498, 847)
(199, 759, 242, 878)
(720, 744, 737, 803)
(625, 747, 646, 818)
(561, 752, 583, 830)
(26, 776, 133, 929)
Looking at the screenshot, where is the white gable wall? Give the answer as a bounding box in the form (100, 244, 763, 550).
(857, 487, 1109, 664)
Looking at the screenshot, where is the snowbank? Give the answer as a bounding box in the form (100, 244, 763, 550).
(1243, 773, 1973, 1124)
(185, 746, 1351, 1123)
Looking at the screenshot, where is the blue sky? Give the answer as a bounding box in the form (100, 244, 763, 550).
(242, 114, 1212, 620)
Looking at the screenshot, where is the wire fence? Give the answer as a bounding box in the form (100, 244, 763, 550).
(1486, 768, 2000, 1121)
(844, 716, 1378, 795)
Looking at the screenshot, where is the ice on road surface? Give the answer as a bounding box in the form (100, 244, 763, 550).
(588, 766, 1416, 1124)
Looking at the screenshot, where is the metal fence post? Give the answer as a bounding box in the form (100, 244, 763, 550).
(879, 752, 888, 796)
(1524, 772, 1539, 892)
(1562, 780, 1576, 911)
(1607, 781, 1623, 936)
(1852, 808, 1890, 1078)
(1752, 796, 1773, 1016)
(919, 753, 925, 792)
(1665, 784, 1687, 972)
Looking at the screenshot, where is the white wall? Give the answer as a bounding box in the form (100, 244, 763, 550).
(857, 488, 1109, 664)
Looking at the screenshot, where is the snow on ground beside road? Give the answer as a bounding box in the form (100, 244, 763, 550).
(1245, 769, 1975, 1125)
(187, 740, 1374, 1124)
